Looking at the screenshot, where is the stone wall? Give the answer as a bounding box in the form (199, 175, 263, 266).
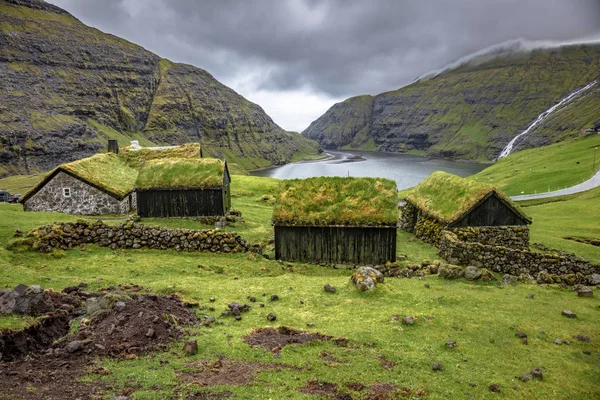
(398, 203, 417, 232)
(438, 230, 600, 282)
(452, 226, 529, 249)
(23, 171, 134, 215)
(24, 220, 249, 254)
(413, 213, 446, 245)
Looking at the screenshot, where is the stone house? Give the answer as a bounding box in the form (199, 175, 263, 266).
(20, 153, 138, 215)
(135, 158, 231, 218)
(273, 177, 398, 265)
(399, 171, 531, 248)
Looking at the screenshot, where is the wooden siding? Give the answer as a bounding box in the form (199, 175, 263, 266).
(137, 188, 229, 217)
(450, 193, 529, 228)
(275, 225, 397, 265)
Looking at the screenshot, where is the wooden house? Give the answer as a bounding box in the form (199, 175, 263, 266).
(135, 158, 231, 218)
(272, 177, 398, 265)
(20, 153, 138, 215)
(400, 172, 531, 247)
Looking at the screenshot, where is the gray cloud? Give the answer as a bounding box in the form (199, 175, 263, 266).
(51, 0, 600, 130)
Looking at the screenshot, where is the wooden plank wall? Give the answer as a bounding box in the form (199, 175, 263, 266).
(275, 226, 397, 265)
(452, 195, 528, 227)
(137, 189, 225, 217)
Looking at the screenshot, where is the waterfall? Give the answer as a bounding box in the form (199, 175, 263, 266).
(498, 80, 598, 159)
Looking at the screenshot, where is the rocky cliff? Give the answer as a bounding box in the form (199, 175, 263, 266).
(0, 0, 321, 176)
(303, 44, 600, 161)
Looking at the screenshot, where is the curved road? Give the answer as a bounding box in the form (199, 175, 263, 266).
(510, 168, 600, 201)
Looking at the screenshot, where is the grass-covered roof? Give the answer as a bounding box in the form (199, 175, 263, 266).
(136, 158, 225, 190)
(272, 177, 398, 227)
(119, 143, 202, 168)
(21, 153, 138, 201)
(405, 171, 526, 224)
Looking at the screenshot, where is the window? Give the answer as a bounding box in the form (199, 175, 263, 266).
(63, 188, 71, 198)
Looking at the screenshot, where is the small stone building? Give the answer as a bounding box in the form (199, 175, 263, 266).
(20, 153, 138, 215)
(399, 171, 531, 248)
(135, 158, 231, 218)
(273, 177, 398, 265)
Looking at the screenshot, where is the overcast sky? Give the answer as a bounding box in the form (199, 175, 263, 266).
(51, 0, 600, 132)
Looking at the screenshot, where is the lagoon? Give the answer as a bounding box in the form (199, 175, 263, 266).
(251, 150, 488, 190)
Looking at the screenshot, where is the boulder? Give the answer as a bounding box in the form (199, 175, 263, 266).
(587, 273, 600, 286)
(351, 267, 384, 291)
(437, 264, 464, 279)
(502, 274, 518, 285)
(0, 290, 17, 314)
(561, 310, 577, 318)
(323, 284, 337, 293)
(183, 338, 198, 355)
(479, 269, 496, 282)
(464, 266, 482, 281)
(14, 285, 54, 315)
(86, 296, 110, 316)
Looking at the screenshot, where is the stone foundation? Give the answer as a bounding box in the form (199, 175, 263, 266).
(22, 220, 249, 254)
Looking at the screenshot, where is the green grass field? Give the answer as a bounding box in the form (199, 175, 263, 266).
(0, 175, 598, 399)
(472, 134, 600, 196)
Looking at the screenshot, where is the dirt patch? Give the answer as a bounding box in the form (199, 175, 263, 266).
(179, 358, 290, 387)
(0, 292, 199, 399)
(378, 355, 398, 371)
(346, 382, 366, 392)
(0, 311, 70, 361)
(0, 355, 105, 400)
(366, 382, 427, 399)
(299, 380, 353, 399)
(185, 390, 233, 399)
(74, 293, 198, 356)
(244, 326, 346, 353)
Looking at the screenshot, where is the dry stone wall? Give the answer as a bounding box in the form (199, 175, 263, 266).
(24, 221, 249, 254)
(452, 226, 529, 249)
(438, 230, 600, 282)
(23, 172, 134, 215)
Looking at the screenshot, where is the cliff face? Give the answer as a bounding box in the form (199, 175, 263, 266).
(303, 45, 600, 161)
(0, 0, 320, 176)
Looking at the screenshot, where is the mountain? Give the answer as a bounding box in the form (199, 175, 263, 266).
(0, 0, 321, 177)
(303, 43, 600, 161)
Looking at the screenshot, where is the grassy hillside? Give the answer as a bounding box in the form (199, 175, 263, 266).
(472, 134, 600, 196)
(0, 175, 598, 399)
(303, 44, 600, 161)
(0, 0, 322, 176)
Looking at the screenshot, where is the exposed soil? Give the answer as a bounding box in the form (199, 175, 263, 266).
(300, 380, 349, 399)
(75, 293, 198, 357)
(179, 358, 291, 387)
(244, 326, 346, 353)
(0, 354, 106, 400)
(0, 311, 70, 362)
(378, 355, 398, 371)
(0, 292, 199, 399)
(185, 391, 233, 399)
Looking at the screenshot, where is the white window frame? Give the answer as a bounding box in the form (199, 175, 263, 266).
(63, 188, 72, 198)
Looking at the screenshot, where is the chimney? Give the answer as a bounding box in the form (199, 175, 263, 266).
(107, 139, 119, 154)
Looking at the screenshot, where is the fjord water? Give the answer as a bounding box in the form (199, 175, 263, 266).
(252, 150, 487, 190)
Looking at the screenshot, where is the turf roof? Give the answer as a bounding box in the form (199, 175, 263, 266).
(119, 143, 202, 168)
(22, 153, 138, 201)
(135, 158, 225, 190)
(405, 171, 526, 224)
(272, 176, 398, 226)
